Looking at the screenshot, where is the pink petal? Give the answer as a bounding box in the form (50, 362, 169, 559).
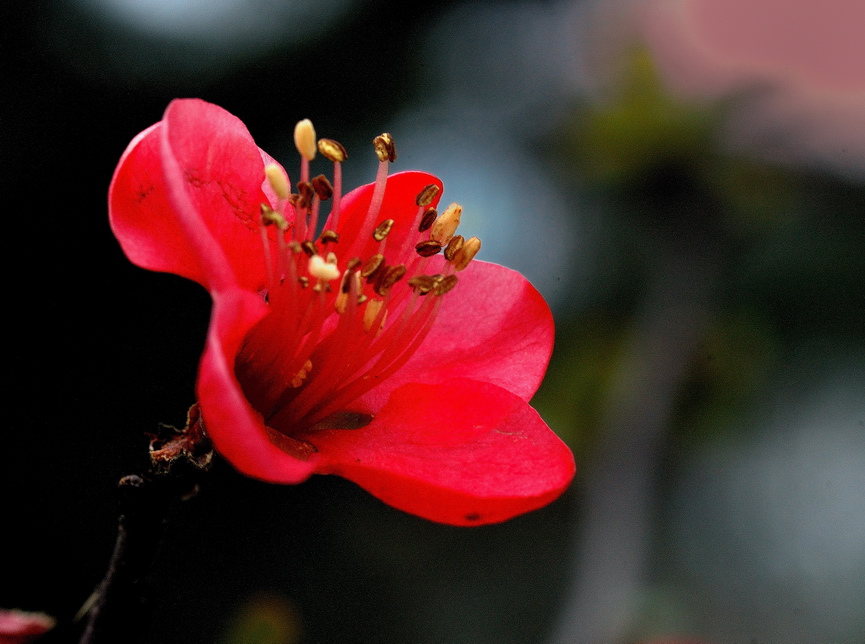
(358, 258, 554, 411)
(197, 288, 318, 483)
(109, 99, 282, 292)
(308, 378, 575, 526)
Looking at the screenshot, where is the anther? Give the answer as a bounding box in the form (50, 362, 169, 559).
(260, 204, 288, 230)
(294, 119, 317, 161)
(345, 257, 362, 271)
(298, 276, 309, 288)
(296, 181, 314, 209)
(288, 241, 303, 254)
(418, 207, 437, 232)
(430, 202, 462, 245)
(373, 133, 397, 163)
(265, 164, 290, 201)
(301, 240, 318, 257)
(308, 255, 340, 282)
(444, 235, 465, 261)
(363, 299, 386, 333)
(416, 184, 440, 207)
(432, 274, 458, 295)
(319, 230, 340, 245)
(291, 360, 313, 388)
(408, 275, 436, 295)
(311, 174, 334, 201)
(317, 138, 347, 163)
(372, 219, 394, 242)
(361, 254, 385, 279)
(415, 239, 443, 257)
(374, 264, 407, 296)
(453, 236, 481, 271)
(325, 251, 338, 265)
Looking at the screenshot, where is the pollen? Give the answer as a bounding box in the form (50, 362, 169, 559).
(265, 164, 290, 201)
(308, 254, 340, 281)
(430, 202, 462, 245)
(291, 360, 313, 388)
(294, 119, 317, 161)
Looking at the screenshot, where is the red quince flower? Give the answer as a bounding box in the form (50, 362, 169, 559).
(109, 99, 574, 525)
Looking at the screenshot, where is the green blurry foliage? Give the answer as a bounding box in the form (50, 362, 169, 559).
(221, 593, 301, 644)
(672, 310, 779, 445)
(548, 46, 865, 457)
(534, 315, 630, 457)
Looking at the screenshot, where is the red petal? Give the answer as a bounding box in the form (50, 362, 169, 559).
(109, 99, 282, 292)
(308, 378, 575, 526)
(197, 288, 318, 483)
(332, 170, 443, 258)
(358, 259, 554, 412)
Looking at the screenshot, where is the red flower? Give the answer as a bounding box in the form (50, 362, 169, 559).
(109, 99, 574, 525)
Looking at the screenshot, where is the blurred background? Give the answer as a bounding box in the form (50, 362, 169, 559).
(3, 0, 864, 642)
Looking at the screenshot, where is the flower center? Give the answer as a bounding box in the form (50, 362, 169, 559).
(235, 120, 482, 447)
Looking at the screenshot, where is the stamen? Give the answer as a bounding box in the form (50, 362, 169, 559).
(415, 240, 443, 257)
(373, 133, 397, 162)
(374, 264, 407, 296)
(294, 119, 318, 161)
(416, 184, 440, 207)
(363, 299, 387, 333)
(453, 236, 481, 271)
(430, 202, 462, 245)
(372, 219, 394, 242)
(311, 175, 333, 201)
(309, 255, 340, 282)
(432, 274, 458, 295)
(318, 138, 347, 230)
(317, 138, 347, 163)
(301, 240, 317, 257)
(294, 118, 316, 185)
(260, 203, 288, 230)
(265, 164, 290, 201)
(355, 135, 395, 249)
(408, 275, 435, 295)
(444, 235, 465, 261)
(418, 207, 437, 232)
(319, 230, 340, 245)
(291, 360, 313, 388)
(361, 254, 385, 280)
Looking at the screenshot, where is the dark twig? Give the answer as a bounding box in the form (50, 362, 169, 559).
(78, 405, 212, 644)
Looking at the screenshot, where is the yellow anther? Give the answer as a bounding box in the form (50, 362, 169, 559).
(290, 360, 313, 388)
(430, 202, 462, 245)
(265, 164, 290, 201)
(373, 133, 396, 162)
(453, 236, 481, 271)
(372, 219, 394, 242)
(363, 299, 387, 334)
(260, 204, 288, 230)
(308, 254, 340, 281)
(318, 138, 347, 163)
(415, 184, 440, 207)
(294, 119, 317, 161)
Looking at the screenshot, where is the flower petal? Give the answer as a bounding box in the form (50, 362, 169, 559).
(307, 378, 575, 526)
(197, 288, 318, 483)
(331, 170, 444, 257)
(109, 98, 282, 292)
(358, 259, 554, 411)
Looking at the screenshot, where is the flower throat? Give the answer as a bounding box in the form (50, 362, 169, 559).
(235, 119, 481, 444)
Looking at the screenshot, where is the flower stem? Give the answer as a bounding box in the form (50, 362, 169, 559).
(79, 405, 212, 644)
